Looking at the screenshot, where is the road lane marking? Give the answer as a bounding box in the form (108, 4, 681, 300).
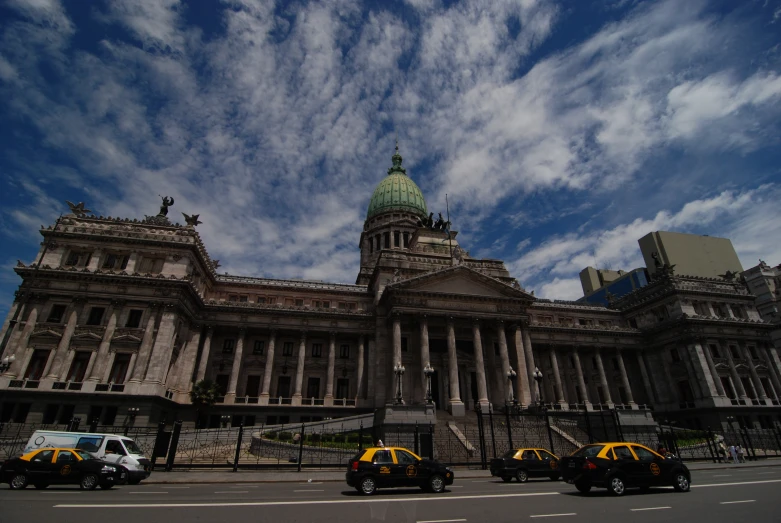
(55, 491, 560, 508)
(298, 482, 323, 485)
(215, 491, 248, 494)
(469, 480, 489, 483)
(713, 475, 732, 477)
(165, 487, 190, 489)
(631, 507, 671, 512)
(530, 514, 576, 518)
(417, 519, 467, 523)
(128, 492, 169, 494)
(755, 472, 776, 475)
(450, 485, 464, 488)
(692, 479, 781, 488)
(720, 500, 755, 504)
(44, 492, 80, 494)
(294, 489, 324, 492)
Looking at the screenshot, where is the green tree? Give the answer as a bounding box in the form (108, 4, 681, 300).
(190, 379, 220, 428)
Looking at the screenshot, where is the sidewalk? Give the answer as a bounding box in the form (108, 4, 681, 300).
(143, 458, 781, 484)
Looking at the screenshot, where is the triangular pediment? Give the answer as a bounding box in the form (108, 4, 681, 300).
(72, 332, 103, 341)
(31, 329, 63, 339)
(112, 334, 142, 343)
(388, 266, 533, 300)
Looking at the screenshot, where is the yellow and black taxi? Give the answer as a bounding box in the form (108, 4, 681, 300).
(560, 442, 691, 496)
(490, 447, 560, 482)
(1, 447, 126, 490)
(346, 446, 454, 495)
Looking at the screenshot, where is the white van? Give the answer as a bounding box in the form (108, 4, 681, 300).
(24, 431, 151, 484)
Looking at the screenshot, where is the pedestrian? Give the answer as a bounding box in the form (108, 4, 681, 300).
(376, 439, 384, 448)
(719, 441, 728, 463)
(728, 444, 738, 464)
(736, 445, 745, 463)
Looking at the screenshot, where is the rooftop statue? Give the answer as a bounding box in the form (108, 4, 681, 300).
(158, 196, 174, 217)
(182, 212, 202, 227)
(65, 201, 92, 217)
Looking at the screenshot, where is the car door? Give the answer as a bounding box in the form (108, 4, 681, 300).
(538, 449, 560, 476)
(631, 445, 664, 486)
(371, 449, 394, 487)
(53, 450, 80, 485)
(611, 445, 644, 486)
(393, 449, 420, 487)
(521, 450, 543, 476)
(26, 449, 56, 484)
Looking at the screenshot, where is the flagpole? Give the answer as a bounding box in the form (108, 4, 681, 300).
(446, 194, 453, 263)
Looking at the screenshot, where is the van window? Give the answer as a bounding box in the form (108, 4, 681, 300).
(105, 440, 127, 456)
(122, 439, 143, 455)
(76, 436, 104, 452)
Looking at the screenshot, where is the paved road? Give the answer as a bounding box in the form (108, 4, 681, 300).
(2, 467, 780, 523)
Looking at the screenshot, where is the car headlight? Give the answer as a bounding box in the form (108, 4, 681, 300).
(101, 465, 117, 472)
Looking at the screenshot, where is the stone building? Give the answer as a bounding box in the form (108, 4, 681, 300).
(1, 147, 780, 431)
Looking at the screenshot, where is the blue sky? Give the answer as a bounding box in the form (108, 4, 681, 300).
(1, 0, 781, 317)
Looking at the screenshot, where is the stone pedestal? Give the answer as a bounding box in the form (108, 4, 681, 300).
(374, 403, 437, 428)
(448, 399, 465, 417)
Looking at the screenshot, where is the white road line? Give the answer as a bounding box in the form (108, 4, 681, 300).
(55, 491, 560, 508)
(529, 513, 576, 518)
(293, 489, 324, 492)
(755, 472, 776, 475)
(128, 492, 169, 494)
(450, 485, 464, 488)
(469, 480, 490, 483)
(298, 482, 323, 485)
(713, 474, 732, 477)
(165, 487, 190, 489)
(692, 479, 781, 488)
(215, 491, 248, 494)
(417, 519, 467, 523)
(44, 492, 80, 494)
(720, 500, 755, 505)
(631, 507, 671, 512)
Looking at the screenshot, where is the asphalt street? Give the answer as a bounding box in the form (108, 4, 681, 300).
(2, 467, 780, 523)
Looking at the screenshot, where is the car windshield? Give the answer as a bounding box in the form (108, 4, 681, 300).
(571, 445, 605, 458)
(76, 436, 104, 453)
(122, 439, 143, 455)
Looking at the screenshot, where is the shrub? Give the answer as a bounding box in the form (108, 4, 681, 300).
(265, 431, 277, 440)
(278, 431, 293, 441)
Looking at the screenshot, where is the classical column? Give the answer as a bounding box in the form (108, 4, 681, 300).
(44, 302, 81, 380)
(636, 352, 656, 404)
(446, 318, 464, 415)
(763, 345, 781, 400)
(594, 348, 613, 404)
(142, 306, 177, 384)
(87, 305, 119, 382)
(701, 342, 726, 397)
(129, 307, 158, 383)
(472, 321, 489, 409)
(325, 332, 336, 406)
(741, 342, 767, 400)
(367, 337, 377, 402)
(722, 341, 747, 399)
(572, 348, 591, 407)
(522, 327, 537, 401)
(392, 315, 402, 365)
(195, 326, 214, 382)
(356, 335, 365, 401)
(174, 325, 202, 392)
(292, 331, 306, 405)
(259, 330, 276, 405)
(0, 301, 21, 358)
(549, 347, 566, 405)
(495, 322, 511, 400)
(58, 349, 77, 382)
(125, 351, 138, 384)
(225, 328, 246, 401)
(4, 305, 39, 378)
(419, 317, 430, 403)
(512, 325, 531, 405)
(615, 349, 636, 406)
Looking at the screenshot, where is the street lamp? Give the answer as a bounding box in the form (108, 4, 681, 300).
(726, 415, 736, 431)
(221, 415, 231, 428)
(393, 362, 406, 405)
(533, 367, 544, 409)
(127, 407, 140, 419)
(0, 354, 15, 373)
(506, 368, 517, 409)
(423, 362, 434, 405)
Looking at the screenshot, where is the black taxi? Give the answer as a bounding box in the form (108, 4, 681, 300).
(346, 446, 454, 495)
(560, 442, 691, 496)
(1, 448, 125, 490)
(490, 447, 560, 482)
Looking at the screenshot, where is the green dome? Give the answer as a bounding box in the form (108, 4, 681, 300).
(366, 145, 428, 220)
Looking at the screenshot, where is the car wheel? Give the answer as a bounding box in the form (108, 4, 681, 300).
(607, 475, 626, 496)
(128, 478, 142, 485)
(501, 476, 512, 483)
(575, 481, 591, 494)
(673, 472, 691, 492)
(515, 469, 528, 483)
(80, 474, 99, 491)
(99, 483, 114, 490)
(9, 473, 28, 490)
(33, 483, 49, 490)
(359, 476, 377, 495)
(429, 474, 446, 493)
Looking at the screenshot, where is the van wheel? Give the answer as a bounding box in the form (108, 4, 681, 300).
(80, 474, 99, 490)
(9, 473, 29, 490)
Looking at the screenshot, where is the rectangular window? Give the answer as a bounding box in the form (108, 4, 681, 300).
(43, 404, 59, 424)
(24, 349, 50, 380)
(339, 344, 350, 359)
(47, 304, 67, 323)
(375, 235, 381, 251)
(257, 297, 266, 304)
(403, 232, 409, 248)
(245, 375, 261, 397)
(336, 378, 349, 399)
(276, 376, 291, 398)
(749, 346, 758, 359)
(311, 343, 322, 358)
(58, 404, 76, 425)
(383, 232, 390, 249)
(102, 406, 118, 426)
(239, 295, 248, 303)
(215, 374, 230, 395)
(401, 338, 408, 352)
(101, 254, 128, 270)
(368, 237, 373, 254)
(611, 357, 620, 371)
(282, 342, 294, 357)
(86, 307, 105, 326)
(126, 309, 143, 328)
(67, 352, 91, 382)
(108, 353, 131, 384)
(64, 251, 91, 267)
(222, 339, 235, 354)
(709, 344, 720, 358)
(138, 257, 164, 274)
(228, 295, 238, 302)
(13, 403, 31, 423)
(295, 299, 304, 306)
(394, 231, 400, 247)
(322, 301, 330, 308)
(729, 346, 740, 359)
(592, 357, 598, 370)
(253, 340, 264, 355)
(670, 348, 681, 362)
(0, 403, 14, 423)
(266, 297, 276, 304)
(306, 377, 321, 399)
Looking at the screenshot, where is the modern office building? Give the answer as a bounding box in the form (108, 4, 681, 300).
(1, 147, 779, 432)
(578, 268, 649, 306)
(638, 231, 744, 280)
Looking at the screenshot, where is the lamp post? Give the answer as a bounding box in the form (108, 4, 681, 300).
(533, 367, 544, 410)
(423, 362, 434, 405)
(0, 354, 16, 373)
(393, 362, 406, 405)
(221, 415, 231, 428)
(506, 367, 517, 411)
